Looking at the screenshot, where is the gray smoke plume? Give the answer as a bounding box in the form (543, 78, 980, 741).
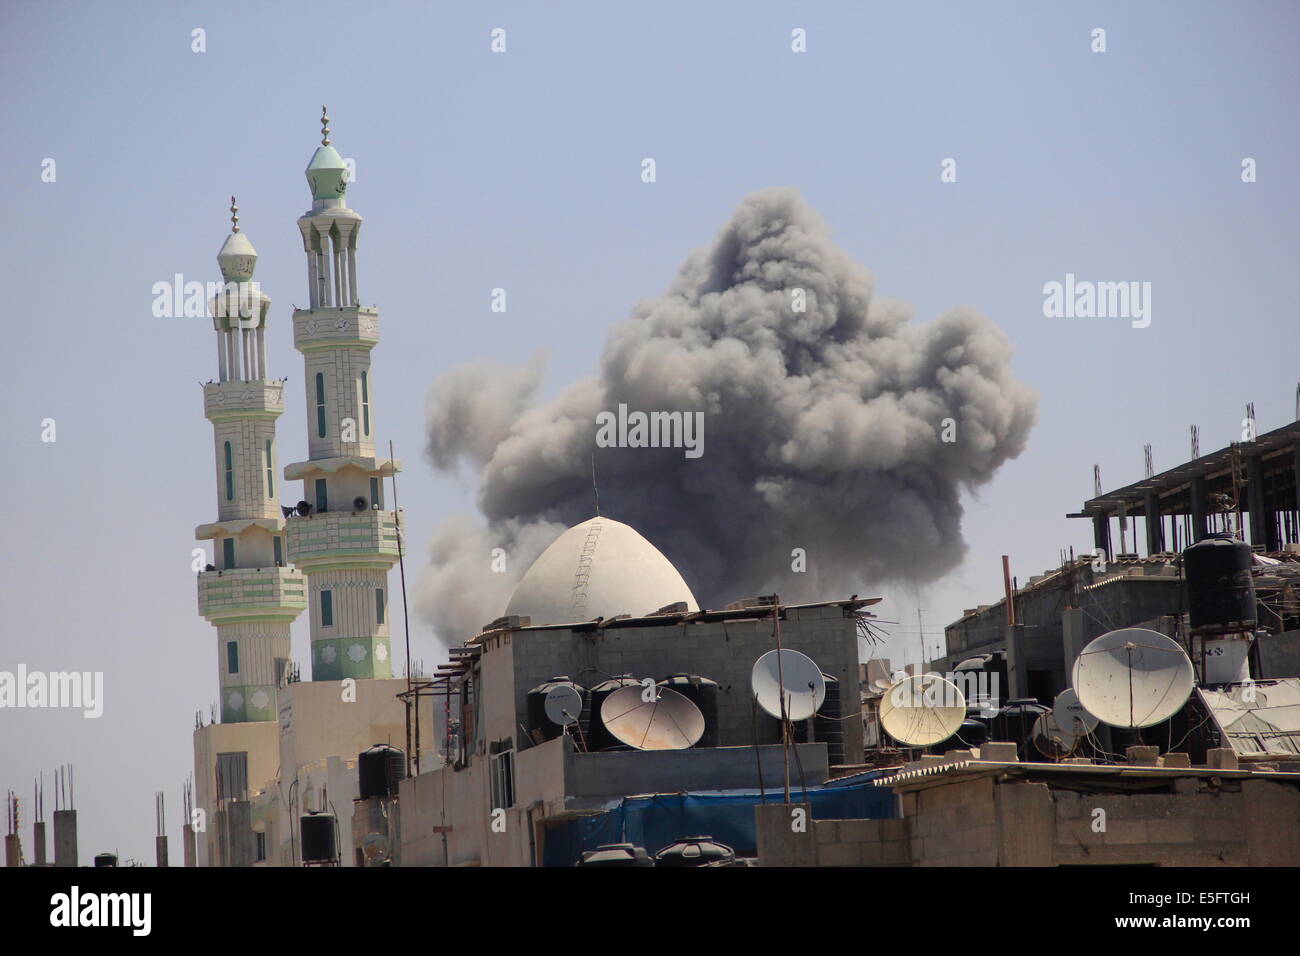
(416, 187, 1037, 643)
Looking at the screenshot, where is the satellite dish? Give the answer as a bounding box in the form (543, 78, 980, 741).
(543, 684, 584, 727)
(1032, 712, 1077, 758)
(751, 649, 826, 721)
(1071, 628, 1195, 729)
(879, 674, 966, 746)
(872, 678, 895, 693)
(600, 685, 704, 750)
(1053, 687, 1099, 737)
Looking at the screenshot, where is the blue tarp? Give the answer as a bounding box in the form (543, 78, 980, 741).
(542, 771, 897, 866)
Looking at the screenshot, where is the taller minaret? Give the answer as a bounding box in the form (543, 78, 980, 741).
(284, 108, 401, 681)
(196, 200, 306, 723)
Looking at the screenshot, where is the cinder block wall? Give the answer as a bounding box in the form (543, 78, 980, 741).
(758, 774, 1300, 867)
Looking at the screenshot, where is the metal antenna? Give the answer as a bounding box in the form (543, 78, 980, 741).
(591, 452, 600, 516)
(1190, 424, 1200, 458)
(1144, 443, 1154, 479)
(1093, 464, 1101, 498)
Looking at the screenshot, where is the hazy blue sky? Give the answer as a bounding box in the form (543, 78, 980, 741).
(2, 1, 1296, 863)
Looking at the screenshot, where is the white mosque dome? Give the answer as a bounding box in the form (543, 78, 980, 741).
(504, 517, 699, 626)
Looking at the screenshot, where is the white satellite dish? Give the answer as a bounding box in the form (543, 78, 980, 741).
(600, 685, 704, 750)
(1032, 712, 1077, 758)
(1052, 687, 1099, 737)
(879, 674, 966, 746)
(1072, 628, 1195, 729)
(543, 684, 584, 727)
(752, 649, 826, 721)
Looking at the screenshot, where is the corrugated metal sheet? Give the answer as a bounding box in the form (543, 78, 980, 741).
(1199, 679, 1300, 758)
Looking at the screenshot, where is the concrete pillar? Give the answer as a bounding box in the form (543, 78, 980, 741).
(4, 834, 22, 867)
(1003, 624, 1028, 700)
(1092, 514, 1111, 560)
(155, 835, 168, 868)
(1246, 454, 1274, 550)
(1061, 607, 1087, 679)
(1190, 474, 1209, 544)
(183, 824, 196, 867)
(226, 801, 255, 867)
(53, 809, 76, 867)
(33, 821, 47, 866)
(1145, 492, 1164, 554)
(754, 803, 817, 867)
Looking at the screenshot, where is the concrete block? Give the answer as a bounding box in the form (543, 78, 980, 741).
(881, 840, 910, 865)
(859, 841, 884, 865)
(1193, 817, 1241, 843)
(837, 819, 882, 842)
(881, 818, 909, 840)
(1160, 752, 1191, 768)
(1145, 818, 1195, 844)
(818, 842, 861, 866)
(979, 742, 1018, 762)
(1125, 745, 1159, 766)
(1102, 820, 1149, 845)
(1205, 748, 1239, 770)
(1173, 778, 1199, 795)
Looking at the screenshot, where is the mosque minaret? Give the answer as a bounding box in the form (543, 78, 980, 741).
(282, 107, 402, 681)
(195, 199, 306, 724)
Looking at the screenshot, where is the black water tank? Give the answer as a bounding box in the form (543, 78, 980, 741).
(93, 853, 117, 868)
(654, 835, 736, 867)
(657, 674, 719, 747)
(578, 843, 653, 867)
(1185, 534, 1256, 634)
(358, 743, 406, 800)
(813, 673, 845, 764)
(525, 676, 589, 743)
(587, 675, 641, 751)
(300, 812, 336, 864)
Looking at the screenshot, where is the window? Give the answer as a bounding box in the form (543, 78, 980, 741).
(315, 478, 328, 513)
(226, 641, 239, 675)
(321, 590, 333, 627)
(222, 538, 235, 569)
(376, 588, 385, 625)
(224, 441, 234, 500)
(360, 370, 370, 436)
(255, 831, 267, 863)
(216, 752, 248, 803)
(273, 536, 283, 566)
(369, 476, 380, 510)
(264, 439, 274, 498)
(489, 741, 515, 810)
(315, 372, 327, 438)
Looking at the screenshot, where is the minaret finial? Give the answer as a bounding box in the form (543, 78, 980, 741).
(229, 196, 239, 233)
(321, 105, 330, 146)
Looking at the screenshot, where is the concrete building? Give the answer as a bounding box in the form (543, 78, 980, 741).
(757, 745, 1300, 866)
(191, 111, 432, 867)
(396, 515, 876, 866)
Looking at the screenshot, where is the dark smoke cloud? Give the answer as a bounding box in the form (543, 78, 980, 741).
(416, 188, 1037, 643)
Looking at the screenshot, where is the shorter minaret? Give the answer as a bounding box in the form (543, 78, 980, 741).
(196, 200, 306, 723)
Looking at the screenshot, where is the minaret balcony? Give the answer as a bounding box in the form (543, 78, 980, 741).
(292, 306, 380, 352)
(284, 508, 405, 571)
(197, 566, 307, 624)
(204, 380, 286, 421)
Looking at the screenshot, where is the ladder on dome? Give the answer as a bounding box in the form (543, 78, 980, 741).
(570, 521, 603, 616)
